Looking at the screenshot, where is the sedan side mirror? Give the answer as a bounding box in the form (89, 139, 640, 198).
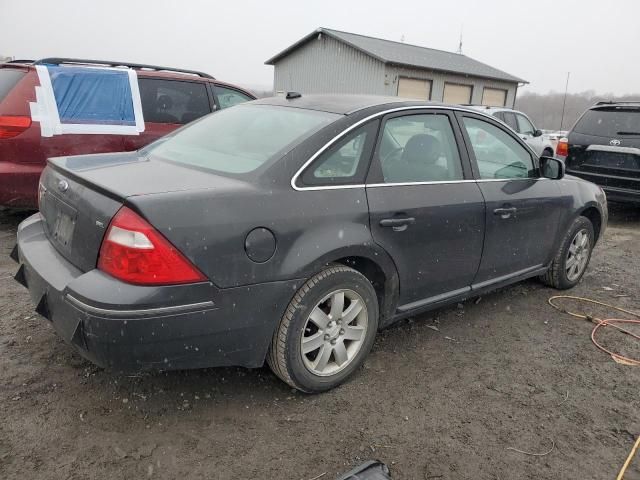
(533, 129, 543, 137)
(540, 156, 565, 180)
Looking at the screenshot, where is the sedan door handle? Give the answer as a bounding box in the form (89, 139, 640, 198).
(493, 207, 517, 219)
(380, 217, 415, 231)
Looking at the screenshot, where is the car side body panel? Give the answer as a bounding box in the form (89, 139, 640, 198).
(13, 97, 609, 373)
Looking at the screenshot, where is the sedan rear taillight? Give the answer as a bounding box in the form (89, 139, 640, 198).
(98, 206, 206, 285)
(556, 138, 569, 158)
(0, 115, 31, 139)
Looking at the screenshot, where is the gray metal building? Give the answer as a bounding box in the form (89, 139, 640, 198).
(265, 28, 527, 107)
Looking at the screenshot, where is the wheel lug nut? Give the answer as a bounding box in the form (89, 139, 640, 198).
(324, 334, 330, 341)
(327, 321, 333, 328)
(339, 329, 345, 335)
(330, 339, 337, 345)
(336, 319, 342, 325)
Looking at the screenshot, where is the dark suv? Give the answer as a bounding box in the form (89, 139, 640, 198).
(0, 58, 255, 208)
(557, 101, 640, 203)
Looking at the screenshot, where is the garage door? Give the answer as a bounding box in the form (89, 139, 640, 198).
(482, 87, 507, 107)
(397, 77, 431, 100)
(443, 83, 472, 104)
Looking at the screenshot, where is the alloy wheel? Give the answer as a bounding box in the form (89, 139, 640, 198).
(566, 228, 590, 281)
(301, 289, 369, 376)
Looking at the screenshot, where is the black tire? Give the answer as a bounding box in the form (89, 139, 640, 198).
(539, 216, 595, 289)
(267, 265, 379, 393)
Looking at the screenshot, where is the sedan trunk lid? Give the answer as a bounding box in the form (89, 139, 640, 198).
(40, 151, 249, 272)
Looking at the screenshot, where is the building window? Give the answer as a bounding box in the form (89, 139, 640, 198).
(397, 77, 432, 100)
(443, 83, 473, 105)
(482, 87, 507, 107)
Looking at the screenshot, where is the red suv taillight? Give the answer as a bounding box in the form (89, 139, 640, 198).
(0, 115, 31, 139)
(556, 138, 569, 157)
(98, 207, 206, 285)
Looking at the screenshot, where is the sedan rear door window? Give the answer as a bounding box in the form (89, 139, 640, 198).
(378, 114, 464, 183)
(463, 117, 536, 179)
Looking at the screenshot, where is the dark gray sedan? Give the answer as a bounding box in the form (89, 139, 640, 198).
(13, 95, 607, 392)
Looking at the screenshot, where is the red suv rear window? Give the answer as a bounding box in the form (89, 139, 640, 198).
(0, 69, 25, 102)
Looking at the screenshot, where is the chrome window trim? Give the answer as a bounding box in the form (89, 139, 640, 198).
(291, 177, 545, 192)
(367, 179, 476, 188)
(366, 177, 544, 188)
(291, 105, 497, 192)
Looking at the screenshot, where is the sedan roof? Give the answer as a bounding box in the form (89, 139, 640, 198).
(251, 94, 446, 115)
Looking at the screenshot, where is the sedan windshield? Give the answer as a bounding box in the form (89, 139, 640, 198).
(146, 104, 340, 174)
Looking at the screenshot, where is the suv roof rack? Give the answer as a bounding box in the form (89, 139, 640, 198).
(33, 58, 215, 79)
(594, 100, 640, 106)
(3, 59, 35, 64)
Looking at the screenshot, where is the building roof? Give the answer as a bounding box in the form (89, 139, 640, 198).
(265, 28, 527, 84)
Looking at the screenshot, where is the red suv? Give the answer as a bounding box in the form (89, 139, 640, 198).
(0, 58, 256, 208)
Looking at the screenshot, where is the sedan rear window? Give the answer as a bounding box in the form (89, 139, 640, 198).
(573, 108, 640, 138)
(147, 104, 339, 174)
(0, 69, 25, 101)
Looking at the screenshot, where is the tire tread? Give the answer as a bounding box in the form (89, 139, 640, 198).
(267, 265, 358, 391)
(539, 216, 593, 289)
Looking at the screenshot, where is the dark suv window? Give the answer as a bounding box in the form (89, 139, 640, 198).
(138, 78, 211, 124)
(0, 69, 25, 101)
(573, 107, 640, 138)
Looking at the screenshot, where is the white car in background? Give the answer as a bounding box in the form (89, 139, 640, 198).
(469, 106, 556, 157)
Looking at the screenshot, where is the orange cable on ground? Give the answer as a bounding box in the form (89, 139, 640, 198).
(548, 295, 640, 478)
(548, 295, 640, 365)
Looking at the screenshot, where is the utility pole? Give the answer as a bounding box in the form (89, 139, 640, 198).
(560, 72, 570, 130)
(457, 25, 463, 54)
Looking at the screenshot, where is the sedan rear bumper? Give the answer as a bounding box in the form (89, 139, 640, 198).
(14, 214, 298, 371)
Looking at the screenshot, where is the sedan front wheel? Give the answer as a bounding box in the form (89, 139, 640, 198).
(540, 216, 595, 289)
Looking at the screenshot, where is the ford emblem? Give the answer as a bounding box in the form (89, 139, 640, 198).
(58, 180, 69, 192)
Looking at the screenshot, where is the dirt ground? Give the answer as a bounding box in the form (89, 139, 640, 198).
(1, 205, 639, 480)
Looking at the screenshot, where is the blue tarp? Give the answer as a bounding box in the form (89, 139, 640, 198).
(46, 65, 135, 125)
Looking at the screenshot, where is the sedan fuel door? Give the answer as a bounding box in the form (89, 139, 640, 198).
(366, 110, 485, 311)
(457, 113, 563, 287)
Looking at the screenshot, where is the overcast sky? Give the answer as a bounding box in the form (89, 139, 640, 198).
(1, 0, 638, 95)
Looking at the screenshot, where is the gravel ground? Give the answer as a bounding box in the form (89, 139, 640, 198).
(0, 205, 639, 480)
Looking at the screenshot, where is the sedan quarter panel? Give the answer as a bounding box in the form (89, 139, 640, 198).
(130, 186, 377, 289)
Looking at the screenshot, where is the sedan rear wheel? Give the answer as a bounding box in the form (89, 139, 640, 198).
(267, 265, 379, 393)
(301, 289, 369, 376)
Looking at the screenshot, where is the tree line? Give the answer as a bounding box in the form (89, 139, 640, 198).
(515, 90, 640, 131)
